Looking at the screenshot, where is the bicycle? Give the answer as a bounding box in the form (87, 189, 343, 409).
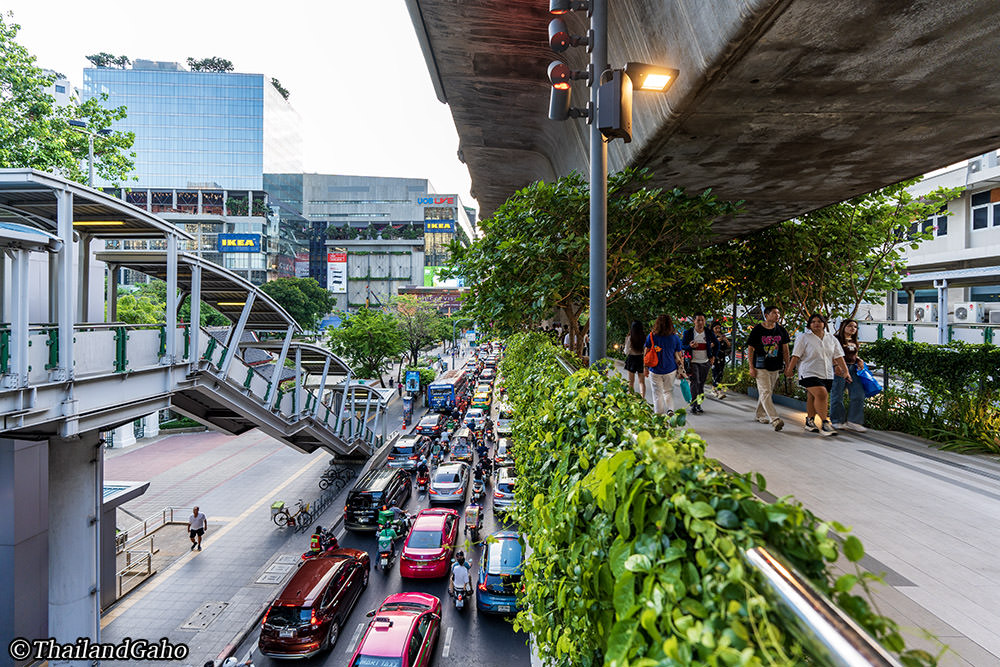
(272, 498, 313, 528)
(318, 466, 354, 490)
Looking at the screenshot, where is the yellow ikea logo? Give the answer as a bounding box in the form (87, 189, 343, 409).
(221, 238, 256, 247)
(426, 222, 453, 231)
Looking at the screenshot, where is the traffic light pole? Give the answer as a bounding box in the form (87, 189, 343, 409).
(589, 0, 607, 364)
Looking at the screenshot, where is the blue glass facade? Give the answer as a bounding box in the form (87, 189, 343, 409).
(83, 67, 265, 190)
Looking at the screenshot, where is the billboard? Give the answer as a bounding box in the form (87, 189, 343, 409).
(424, 266, 460, 288)
(217, 233, 261, 253)
(294, 252, 310, 278)
(423, 219, 455, 233)
(326, 252, 347, 293)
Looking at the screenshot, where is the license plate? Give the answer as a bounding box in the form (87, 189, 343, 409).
(279, 629, 294, 638)
(359, 517, 369, 523)
(497, 605, 511, 613)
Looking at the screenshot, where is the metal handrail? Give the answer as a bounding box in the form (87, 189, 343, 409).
(117, 506, 186, 554)
(116, 552, 153, 598)
(744, 546, 902, 667)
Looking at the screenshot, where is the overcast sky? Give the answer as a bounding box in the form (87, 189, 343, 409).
(4, 0, 475, 211)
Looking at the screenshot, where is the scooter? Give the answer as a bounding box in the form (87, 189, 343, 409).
(300, 532, 340, 562)
(378, 549, 395, 572)
(416, 473, 429, 492)
(471, 478, 485, 503)
(454, 586, 468, 610)
(464, 504, 483, 542)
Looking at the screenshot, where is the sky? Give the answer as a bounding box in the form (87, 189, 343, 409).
(3, 0, 476, 211)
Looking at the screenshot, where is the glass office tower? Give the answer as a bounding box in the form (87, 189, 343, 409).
(83, 59, 301, 190)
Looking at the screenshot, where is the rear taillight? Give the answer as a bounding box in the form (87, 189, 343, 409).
(494, 491, 503, 498)
(409, 454, 419, 460)
(310, 609, 319, 626)
(429, 488, 439, 495)
(478, 582, 488, 592)
(261, 607, 271, 626)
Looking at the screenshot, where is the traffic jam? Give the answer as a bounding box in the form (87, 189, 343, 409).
(247, 341, 527, 666)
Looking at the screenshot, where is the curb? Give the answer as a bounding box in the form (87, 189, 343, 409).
(215, 431, 402, 664)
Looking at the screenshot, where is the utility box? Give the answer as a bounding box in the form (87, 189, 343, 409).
(598, 70, 633, 143)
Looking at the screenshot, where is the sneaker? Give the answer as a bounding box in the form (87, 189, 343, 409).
(844, 422, 868, 432)
(190, 543, 196, 551)
(804, 423, 819, 434)
(772, 418, 784, 432)
(821, 420, 837, 433)
(832, 423, 847, 430)
(757, 417, 770, 424)
(197, 545, 202, 551)
(817, 428, 833, 437)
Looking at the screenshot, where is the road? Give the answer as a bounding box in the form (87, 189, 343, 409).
(235, 348, 532, 667)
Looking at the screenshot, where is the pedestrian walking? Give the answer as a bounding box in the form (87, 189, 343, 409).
(830, 318, 868, 432)
(623, 320, 647, 400)
(188, 506, 207, 551)
(644, 314, 685, 415)
(785, 313, 851, 436)
(710, 321, 730, 395)
(681, 313, 719, 414)
(746, 306, 791, 431)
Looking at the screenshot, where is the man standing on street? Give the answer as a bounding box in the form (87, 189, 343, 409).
(746, 306, 790, 431)
(682, 313, 718, 414)
(188, 506, 207, 551)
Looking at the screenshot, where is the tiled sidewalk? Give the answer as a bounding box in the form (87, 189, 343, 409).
(613, 361, 1000, 666)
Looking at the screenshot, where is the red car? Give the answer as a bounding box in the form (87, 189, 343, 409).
(348, 593, 441, 667)
(399, 508, 459, 579)
(258, 548, 370, 658)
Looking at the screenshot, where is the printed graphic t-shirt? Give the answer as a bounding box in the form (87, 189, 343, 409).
(747, 323, 790, 372)
(690, 330, 709, 363)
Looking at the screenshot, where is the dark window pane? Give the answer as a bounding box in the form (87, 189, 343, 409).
(971, 191, 991, 206)
(973, 207, 989, 229)
(994, 203, 1000, 226)
(937, 216, 948, 236)
(922, 219, 933, 233)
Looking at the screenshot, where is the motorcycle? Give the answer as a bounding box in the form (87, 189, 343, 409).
(300, 532, 340, 562)
(378, 548, 395, 572)
(464, 504, 482, 542)
(454, 586, 468, 610)
(416, 473, 429, 492)
(471, 478, 485, 503)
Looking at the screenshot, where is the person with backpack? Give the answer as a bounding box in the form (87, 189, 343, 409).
(643, 314, 685, 415)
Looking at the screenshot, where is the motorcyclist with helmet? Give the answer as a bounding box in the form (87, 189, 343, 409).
(449, 550, 472, 598)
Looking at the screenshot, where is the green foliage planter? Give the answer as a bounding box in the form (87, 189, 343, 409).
(502, 332, 936, 667)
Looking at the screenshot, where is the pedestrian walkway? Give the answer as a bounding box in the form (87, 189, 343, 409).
(613, 361, 1000, 666)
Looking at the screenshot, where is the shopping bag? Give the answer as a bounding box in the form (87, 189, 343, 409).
(856, 365, 883, 398)
(680, 378, 692, 403)
(643, 334, 660, 368)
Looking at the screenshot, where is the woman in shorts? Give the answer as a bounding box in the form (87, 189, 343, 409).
(785, 313, 851, 436)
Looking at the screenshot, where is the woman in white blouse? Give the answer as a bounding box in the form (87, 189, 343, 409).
(785, 314, 851, 436)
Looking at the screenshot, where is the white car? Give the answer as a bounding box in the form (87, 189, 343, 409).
(464, 408, 486, 429)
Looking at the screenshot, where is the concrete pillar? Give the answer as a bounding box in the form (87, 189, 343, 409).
(906, 289, 915, 322)
(48, 431, 102, 665)
(112, 423, 136, 448)
(142, 413, 160, 439)
(0, 437, 49, 658)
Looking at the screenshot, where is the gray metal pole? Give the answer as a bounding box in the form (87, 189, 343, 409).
(189, 264, 201, 371)
(219, 292, 256, 376)
(314, 357, 331, 417)
(268, 324, 295, 410)
(87, 133, 94, 188)
(56, 189, 75, 381)
(294, 347, 303, 418)
(165, 234, 178, 363)
(589, 0, 608, 365)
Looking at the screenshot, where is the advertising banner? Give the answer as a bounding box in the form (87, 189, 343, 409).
(217, 233, 261, 253)
(327, 252, 347, 293)
(423, 219, 455, 233)
(294, 252, 310, 278)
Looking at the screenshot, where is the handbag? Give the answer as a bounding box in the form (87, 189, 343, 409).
(643, 334, 660, 368)
(856, 365, 883, 398)
(680, 378, 693, 403)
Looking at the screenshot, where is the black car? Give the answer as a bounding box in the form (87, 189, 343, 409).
(415, 413, 445, 437)
(344, 468, 412, 531)
(387, 435, 430, 471)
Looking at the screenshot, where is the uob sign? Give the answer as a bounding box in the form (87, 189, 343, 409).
(416, 196, 455, 205)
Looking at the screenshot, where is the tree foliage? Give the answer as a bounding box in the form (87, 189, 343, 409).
(502, 333, 939, 667)
(326, 307, 405, 385)
(393, 294, 448, 365)
(114, 280, 228, 326)
(85, 52, 130, 69)
(700, 180, 961, 332)
(1, 15, 136, 185)
(187, 56, 234, 72)
(260, 277, 336, 330)
(446, 168, 741, 356)
(270, 77, 290, 100)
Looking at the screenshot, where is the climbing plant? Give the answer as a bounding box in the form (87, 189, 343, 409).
(502, 332, 940, 667)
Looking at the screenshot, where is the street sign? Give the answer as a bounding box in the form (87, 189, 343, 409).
(405, 370, 421, 393)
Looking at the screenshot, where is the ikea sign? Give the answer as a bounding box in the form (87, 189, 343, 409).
(217, 234, 261, 253)
(424, 219, 455, 233)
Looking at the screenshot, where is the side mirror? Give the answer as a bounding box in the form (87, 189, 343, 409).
(366, 609, 376, 618)
(430, 613, 441, 622)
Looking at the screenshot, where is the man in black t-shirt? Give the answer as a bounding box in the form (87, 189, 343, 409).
(745, 306, 790, 431)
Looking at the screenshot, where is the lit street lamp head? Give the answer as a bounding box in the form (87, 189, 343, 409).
(624, 62, 679, 92)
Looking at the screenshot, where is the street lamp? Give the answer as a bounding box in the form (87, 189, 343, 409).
(546, 1, 678, 364)
(67, 119, 112, 187)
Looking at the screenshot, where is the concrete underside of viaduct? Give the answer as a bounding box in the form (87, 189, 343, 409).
(410, 0, 1000, 233)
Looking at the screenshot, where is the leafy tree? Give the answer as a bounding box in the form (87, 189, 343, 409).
(270, 77, 290, 100)
(393, 294, 447, 366)
(326, 307, 405, 385)
(114, 280, 228, 326)
(705, 179, 962, 331)
(446, 168, 741, 357)
(85, 52, 130, 69)
(187, 56, 234, 73)
(1, 15, 136, 185)
(260, 277, 335, 330)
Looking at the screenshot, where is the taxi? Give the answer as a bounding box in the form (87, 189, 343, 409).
(471, 391, 491, 409)
(348, 593, 441, 667)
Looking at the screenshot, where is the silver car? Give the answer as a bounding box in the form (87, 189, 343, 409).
(428, 462, 469, 504)
(493, 467, 517, 513)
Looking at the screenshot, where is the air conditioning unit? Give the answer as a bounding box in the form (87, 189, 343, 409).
(954, 302, 985, 323)
(913, 304, 938, 322)
(990, 310, 1000, 325)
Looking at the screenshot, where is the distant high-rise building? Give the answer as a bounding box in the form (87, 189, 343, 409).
(42, 69, 75, 107)
(83, 59, 302, 190)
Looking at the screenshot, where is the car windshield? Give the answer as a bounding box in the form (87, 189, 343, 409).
(434, 471, 461, 484)
(419, 417, 437, 425)
(497, 445, 508, 456)
(498, 480, 515, 494)
(266, 605, 309, 628)
(407, 529, 442, 549)
(392, 445, 414, 456)
(352, 656, 404, 667)
(487, 539, 524, 573)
